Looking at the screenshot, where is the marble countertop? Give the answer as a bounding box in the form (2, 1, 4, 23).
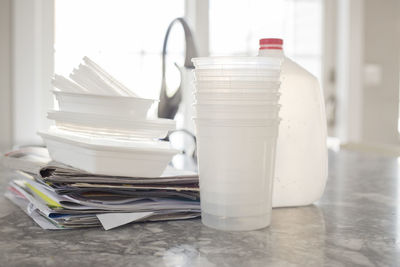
(0, 150, 399, 266)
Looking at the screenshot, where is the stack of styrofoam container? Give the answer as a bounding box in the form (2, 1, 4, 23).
(191, 56, 283, 231)
(40, 57, 178, 177)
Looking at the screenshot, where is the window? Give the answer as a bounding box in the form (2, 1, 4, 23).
(55, 0, 185, 99)
(209, 0, 323, 82)
(56, 0, 323, 99)
(10, 0, 326, 148)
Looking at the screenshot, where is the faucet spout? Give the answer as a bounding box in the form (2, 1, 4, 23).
(158, 17, 198, 120)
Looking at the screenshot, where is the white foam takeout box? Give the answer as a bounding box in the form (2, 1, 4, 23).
(38, 130, 179, 177)
(47, 110, 176, 140)
(53, 90, 157, 118)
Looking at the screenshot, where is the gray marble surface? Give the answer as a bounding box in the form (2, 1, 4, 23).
(0, 150, 399, 267)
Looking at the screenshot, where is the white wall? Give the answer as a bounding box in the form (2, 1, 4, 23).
(0, 0, 12, 152)
(334, 0, 400, 149)
(362, 0, 400, 145)
(322, 0, 337, 136)
(185, 0, 209, 57)
(335, 0, 364, 144)
(12, 0, 54, 146)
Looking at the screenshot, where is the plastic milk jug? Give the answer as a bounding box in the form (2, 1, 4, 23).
(259, 38, 328, 207)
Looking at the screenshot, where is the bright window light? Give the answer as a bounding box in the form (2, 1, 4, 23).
(55, 0, 184, 99)
(209, 0, 323, 82)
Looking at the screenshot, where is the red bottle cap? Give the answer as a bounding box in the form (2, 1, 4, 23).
(259, 38, 283, 50)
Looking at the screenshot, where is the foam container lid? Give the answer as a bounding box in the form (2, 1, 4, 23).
(53, 90, 158, 118)
(47, 110, 175, 132)
(39, 128, 178, 153)
(53, 90, 157, 102)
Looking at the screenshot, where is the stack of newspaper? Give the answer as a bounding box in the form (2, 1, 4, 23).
(2, 147, 200, 230)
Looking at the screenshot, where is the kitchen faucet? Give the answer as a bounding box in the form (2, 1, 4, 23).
(158, 17, 198, 120)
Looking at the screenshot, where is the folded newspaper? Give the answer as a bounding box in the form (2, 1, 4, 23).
(2, 147, 200, 230)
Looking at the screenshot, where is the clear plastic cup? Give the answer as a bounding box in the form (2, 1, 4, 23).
(194, 71, 280, 81)
(194, 99, 279, 105)
(193, 118, 279, 231)
(194, 75, 280, 82)
(193, 117, 280, 128)
(192, 55, 283, 231)
(194, 92, 281, 102)
(194, 68, 280, 77)
(194, 80, 281, 90)
(194, 99, 279, 107)
(192, 56, 282, 70)
(194, 88, 280, 95)
(193, 103, 281, 120)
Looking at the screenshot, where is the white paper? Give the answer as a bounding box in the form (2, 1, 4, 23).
(96, 212, 153, 230)
(5, 191, 59, 230)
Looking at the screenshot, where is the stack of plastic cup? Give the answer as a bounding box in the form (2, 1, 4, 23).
(191, 56, 283, 231)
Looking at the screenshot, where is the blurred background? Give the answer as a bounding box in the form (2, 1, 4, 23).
(0, 0, 399, 154)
